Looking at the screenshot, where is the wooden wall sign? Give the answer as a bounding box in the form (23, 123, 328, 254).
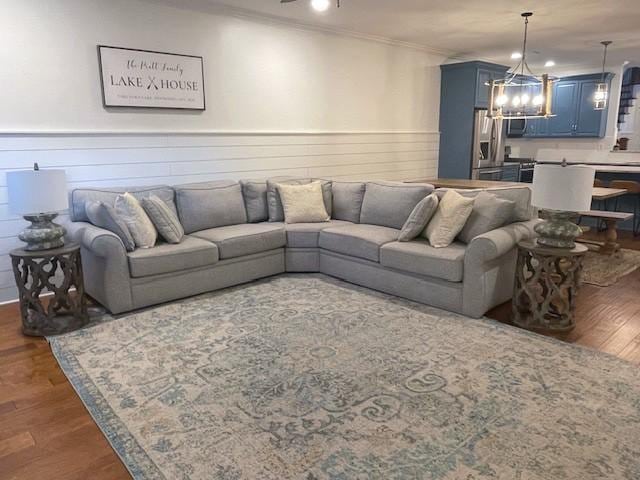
(98, 45, 205, 110)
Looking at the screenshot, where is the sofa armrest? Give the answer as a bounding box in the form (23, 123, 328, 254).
(60, 218, 133, 314)
(462, 218, 540, 318)
(465, 218, 541, 265)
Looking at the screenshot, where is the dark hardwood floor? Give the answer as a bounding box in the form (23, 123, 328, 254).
(1, 230, 638, 479)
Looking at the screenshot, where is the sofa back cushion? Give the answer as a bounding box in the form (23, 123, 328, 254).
(175, 180, 247, 234)
(266, 177, 332, 222)
(84, 201, 136, 251)
(457, 191, 515, 243)
(239, 179, 268, 223)
(70, 185, 176, 222)
(435, 186, 534, 222)
(360, 181, 434, 229)
(331, 181, 366, 223)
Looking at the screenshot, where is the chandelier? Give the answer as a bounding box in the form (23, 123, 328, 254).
(280, 0, 340, 10)
(488, 12, 554, 120)
(594, 41, 612, 110)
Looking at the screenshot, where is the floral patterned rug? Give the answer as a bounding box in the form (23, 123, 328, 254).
(582, 248, 640, 287)
(50, 274, 640, 479)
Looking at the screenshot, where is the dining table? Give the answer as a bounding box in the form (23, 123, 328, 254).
(408, 178, 628, 202)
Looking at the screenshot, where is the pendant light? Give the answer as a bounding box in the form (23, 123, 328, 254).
(594, 41, 612, 110)
(488, 12, 554, 119)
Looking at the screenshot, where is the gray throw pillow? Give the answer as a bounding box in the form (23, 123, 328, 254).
(240, 180, 268, 223)
(267, 178, 332, 222)
(398, 194, 439, 242)
(114, 193, 158, 248)
(141, 195, 185, 244)
(457, 191, 515, 244)
(331, 181, 366, 223)
(360, 182, 434, 230)
(85, 201, 136, 252)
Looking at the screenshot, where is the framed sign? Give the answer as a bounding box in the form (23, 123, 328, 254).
(98, 46, 205, 110)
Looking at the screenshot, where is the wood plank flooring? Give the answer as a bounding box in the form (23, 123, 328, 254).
(1, 231, 638, 479)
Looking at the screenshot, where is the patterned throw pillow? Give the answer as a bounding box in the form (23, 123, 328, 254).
(141, 195, 184, 244)
(398, 193, 439, 242)
(84, 201, 136, 252)
(114, 193, 157, 248)
(276, 181, 331, 224)
(424, 190, 475, 248)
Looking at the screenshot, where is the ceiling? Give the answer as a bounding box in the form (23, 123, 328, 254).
(159, 0, 640, 73)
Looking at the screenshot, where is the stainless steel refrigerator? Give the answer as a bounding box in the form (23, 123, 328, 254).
(471, 109, 505, 180)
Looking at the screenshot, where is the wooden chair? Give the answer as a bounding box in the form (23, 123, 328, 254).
(594, 178, 607, 188)
(610, 180, 640, 236)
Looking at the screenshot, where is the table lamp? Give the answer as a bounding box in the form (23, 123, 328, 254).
(531, 161, 595, 249)
(7, 164, 68, 251)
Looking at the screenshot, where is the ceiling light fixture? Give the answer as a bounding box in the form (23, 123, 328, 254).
(594, 41, 612, 110)
(489, 12, 555, 120)
(544, 60, 555, 67)
(511, 52, 522, 60)
(280, 0, 340, 9)
(311, 0, 330, 11)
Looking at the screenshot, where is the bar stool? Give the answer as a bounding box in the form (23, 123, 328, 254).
(610, 180, 640, 236)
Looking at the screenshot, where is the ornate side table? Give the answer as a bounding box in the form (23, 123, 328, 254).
(10, 243, 88, 336)
(512, 240, 588, 333)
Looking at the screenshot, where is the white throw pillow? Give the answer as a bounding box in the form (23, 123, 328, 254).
(114, 192, 157, 248)
(276, 181, 330, 224)
(424, 190, 475, 248)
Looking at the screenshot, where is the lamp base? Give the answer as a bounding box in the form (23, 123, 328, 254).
(534, 210, 583, 249)
(18, 213, 66, 251)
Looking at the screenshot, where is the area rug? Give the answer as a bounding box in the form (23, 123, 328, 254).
(49, 274, 640, 479)
(582, 248, 640, 287)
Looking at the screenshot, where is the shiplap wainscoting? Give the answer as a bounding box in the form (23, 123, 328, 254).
(0, 131, 438, 303)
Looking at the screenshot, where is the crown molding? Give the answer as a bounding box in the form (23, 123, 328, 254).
(140, 0, 457, 58)
(0, 129, 439, 137)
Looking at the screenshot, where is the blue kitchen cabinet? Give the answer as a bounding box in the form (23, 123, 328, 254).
(575, 80, 607, 136)
(525, 117, 549, 137)
(519, 73, 612, 138)
(475, 68, 506, 108)
(439, 61, 509, 178)
(548, 81, 579, 136)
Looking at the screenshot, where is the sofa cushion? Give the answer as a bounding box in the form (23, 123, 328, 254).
(175, 180, 248, 234)
(319, 224, 400, 262)
(114, 193, 158, 248)
(425, 190, 475, 248)
(380, 240, 466, 282)
(331, 181, 366, 223)
(398, 193, 439, 242)
(285, 220, 353, 248)
(436, 186, 534, 222)
(239, 179, 268, 223)
(360, 181, 434, 229)
(141, 195, 185, 244)
(266, 178, 332, 222)
(278, 181, 330, 224)
(70, 185, 176, 223)
(457, 191, 515, 244)
(127, 236, 219, 278)
(191, 223, 286, 260)
(84, 201, 136, 252)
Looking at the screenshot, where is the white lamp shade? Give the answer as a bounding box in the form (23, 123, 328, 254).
(531, 164, 595, 212)
(7, 169, 68, 215)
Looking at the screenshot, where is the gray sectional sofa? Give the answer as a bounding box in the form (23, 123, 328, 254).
(62, 178, 538, 318)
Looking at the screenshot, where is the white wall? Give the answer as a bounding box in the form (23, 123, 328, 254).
(0, 0, 443, 133)
(0, 0, 444, 303)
